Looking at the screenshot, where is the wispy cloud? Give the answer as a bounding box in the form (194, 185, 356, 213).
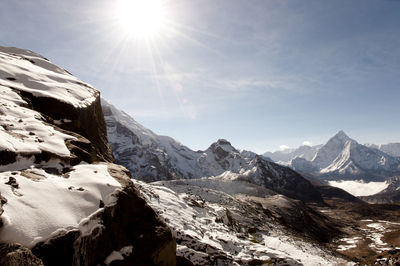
(279, 145, 290, 151)
(303, 141, 312, 146)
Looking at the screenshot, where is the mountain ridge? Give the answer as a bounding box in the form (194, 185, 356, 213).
(102, 99, 323, 203)
(264, 131, 400, 181)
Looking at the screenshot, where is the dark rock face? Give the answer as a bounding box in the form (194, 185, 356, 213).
(0, 243, 44, 266)
(316, 185, 365, 204)
(0, 150, 17, 165)
(239, 156, 324, 203)
(246, 195, 341, 243)
(19, 90, 114, 164)
(31, 164, 176, 266)
(0, 193, 5, 228)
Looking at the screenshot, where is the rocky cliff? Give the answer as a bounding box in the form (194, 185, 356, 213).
(0, 46, 176, 265)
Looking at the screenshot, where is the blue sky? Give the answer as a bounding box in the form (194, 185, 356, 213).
(1, 0, 400, 153)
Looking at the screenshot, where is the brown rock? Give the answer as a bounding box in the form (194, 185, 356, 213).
(0, 243, 43, 266)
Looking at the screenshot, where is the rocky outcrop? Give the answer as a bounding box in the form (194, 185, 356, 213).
(0, 243, 43, 266)
(31, 163, 176, 266)
(0, 193, 5, 228)
(139, 181, 347, 265)
(0, 47, 176, 265)
(21, 92, 114, 164)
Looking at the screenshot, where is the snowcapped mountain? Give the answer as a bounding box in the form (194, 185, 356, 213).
(263, 144, 321, 164)
(102, 100, 323, 203)
(290, 131, 400, 181)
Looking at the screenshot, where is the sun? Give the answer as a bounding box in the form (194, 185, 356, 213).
(117, 0, 167, 39)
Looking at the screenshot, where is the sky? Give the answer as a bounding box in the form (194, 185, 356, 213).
(1, 0, 400, 153)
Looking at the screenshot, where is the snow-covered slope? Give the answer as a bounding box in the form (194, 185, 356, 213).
(289, 131, 400, 181)
(0, 46, 175, 265)
(103, 99, 255, 180)
(102, 100, 323, 203)
(137, 180, 347, 266)
(0, 47, 96, 108)
(0, 45, 116, 250)
(0, 164, 121, 248)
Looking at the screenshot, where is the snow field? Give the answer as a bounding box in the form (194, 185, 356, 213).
(0, 164, 121, 248)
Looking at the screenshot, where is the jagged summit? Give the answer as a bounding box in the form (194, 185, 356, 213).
(216, 139, 232, 146)
(290, 131, 400, 181)
(332, 130, 351, 141)
(207, 139, 238, 155)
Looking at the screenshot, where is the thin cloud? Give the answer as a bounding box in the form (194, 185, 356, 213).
(303, 141, 312, 146)
(280, 145, 290, 151)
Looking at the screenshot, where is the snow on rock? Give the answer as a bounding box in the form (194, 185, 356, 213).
(104, 245, 133, 265)
(137, 180, 347, 265)
(0, 85, 73, 160)
(102, 98, 256, 181)
(0, 47, 97, 108)
(0, 46, 176, 265)
(0, 164, 121, 248)
(336, 237, 362, 251)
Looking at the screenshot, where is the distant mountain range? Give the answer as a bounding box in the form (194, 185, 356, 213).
(102, 99, 322, 203)
(263, 144, 322, 164)
(264, 131, 400, 181)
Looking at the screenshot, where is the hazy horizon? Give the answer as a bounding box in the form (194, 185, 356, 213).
(1, 0, 399, 153)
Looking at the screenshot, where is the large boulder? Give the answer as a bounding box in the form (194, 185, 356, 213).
(31, 164, 176, 266)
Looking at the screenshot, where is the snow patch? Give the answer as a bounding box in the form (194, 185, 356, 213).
(0, 47, 97, 108)
(0, 164, 121, 248)
(104, 245, 133, 265)
(336, 237, 362, 251)
(0, 85, 73, 159)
